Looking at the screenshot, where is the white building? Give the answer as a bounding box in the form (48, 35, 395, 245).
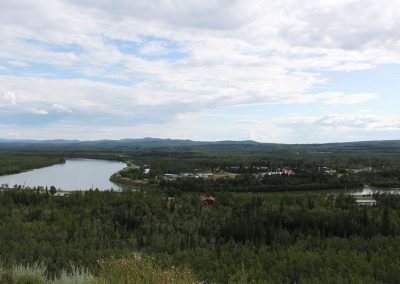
(356, 199, 377, 206)
(54, 192, 70, 197)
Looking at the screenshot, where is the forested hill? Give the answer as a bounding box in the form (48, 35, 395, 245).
(1, 137, 400, 148)
(2, 137, 400, 164)
(0, 137, 259, 147)
(1, 138, 400, 156)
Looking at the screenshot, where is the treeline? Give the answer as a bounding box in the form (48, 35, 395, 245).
(0, 156, 65, 176)
(1, 189, 400, 282)
(161, 172, 363, 193)
(3, 141, 400, 173)
(357, 169, 400, 188)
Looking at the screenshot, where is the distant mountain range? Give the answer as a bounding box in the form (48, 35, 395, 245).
(1, 137, 400, 147)
(0, 137, 259, 147)
(0, 138, 82, 145)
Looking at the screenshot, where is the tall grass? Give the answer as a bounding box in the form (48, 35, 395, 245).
(0, 262, 47, 283)
(54, 266, 95, 284)
(97, 255, 198, 284)
(0, 256, 198, 284)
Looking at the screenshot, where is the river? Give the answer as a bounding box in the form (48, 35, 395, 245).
(0, 158, 126, 191)
(1, 161, 399, 194)
(347, 185, 400, 196)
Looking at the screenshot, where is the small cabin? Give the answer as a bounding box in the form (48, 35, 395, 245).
(205, 173, 214, 179)
(356, 199, 377, 206)
(282, 168, 295, 175)
(164, 174, 178, 180)
(201, 196, 216, 206)
(54, 192, 70, 197)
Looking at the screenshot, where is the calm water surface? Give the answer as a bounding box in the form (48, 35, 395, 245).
(348, 185, 400, 196)
(0, 159, 126, 190)
(299, 186, 400, 195)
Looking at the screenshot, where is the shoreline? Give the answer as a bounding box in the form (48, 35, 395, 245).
(0, 158, 66, 177)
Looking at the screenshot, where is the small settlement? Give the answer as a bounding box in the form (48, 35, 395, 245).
(163, 167, 297, 181)
(164, 172, 215, 180)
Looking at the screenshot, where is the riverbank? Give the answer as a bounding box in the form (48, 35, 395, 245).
(109, 164, 154, 188)
(365, 182, 400, 188)
(0, 156, 65, 176)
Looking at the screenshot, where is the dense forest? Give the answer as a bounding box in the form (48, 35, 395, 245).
(1, 188, 400, 283)
(159, 171, 363, 193)
(1, 140, 400, 282)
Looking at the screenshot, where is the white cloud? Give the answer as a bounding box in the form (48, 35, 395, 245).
(6, 131, 21, 138)
(198, 112, 393, 143)
(322, 92, 378, 105)
(1, 91, 16, 105)
(8, 60, 30, 68)
(31, 108, 48, 115)
(0, 75, 379, 125)
(139, 41, 169, 55)
(52, 103, 73, 113)
(0, 0, 399, 141)
(315, 114, 400, 132)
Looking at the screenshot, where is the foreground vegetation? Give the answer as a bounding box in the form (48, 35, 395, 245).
(1, 188, 400, 283)
(0, 256, 196, 283)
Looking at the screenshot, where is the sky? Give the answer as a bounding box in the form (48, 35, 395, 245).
(1, 0, 400, 143)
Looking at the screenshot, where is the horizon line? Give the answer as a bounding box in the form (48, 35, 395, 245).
(1, 137, 400, 146)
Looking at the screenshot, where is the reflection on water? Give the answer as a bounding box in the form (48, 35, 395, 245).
(0, 159, 126, 191)
(347, 185, 400, 196)
(263, 186, 400, 196)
